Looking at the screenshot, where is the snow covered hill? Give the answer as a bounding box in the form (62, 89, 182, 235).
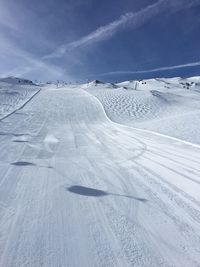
(85, 76, 200, 145)
(0, 76, 36, 85)
(0, 77, 40, 120)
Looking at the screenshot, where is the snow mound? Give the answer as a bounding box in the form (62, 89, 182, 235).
(116, 77, 200, 91)
(90, 80, 104, 85)
(82, 80, 117, 89)
(0, 76, 35, 85)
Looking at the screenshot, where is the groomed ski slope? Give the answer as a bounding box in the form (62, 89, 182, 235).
(0, 85, 200, 266)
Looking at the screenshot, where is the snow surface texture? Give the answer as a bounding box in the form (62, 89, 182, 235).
(0, 77, 39, 120)
(0, 78, 200, 266)
(85, 77, 200, 145)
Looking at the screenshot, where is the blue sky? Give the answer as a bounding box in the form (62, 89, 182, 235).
(0, 0, 200, 82)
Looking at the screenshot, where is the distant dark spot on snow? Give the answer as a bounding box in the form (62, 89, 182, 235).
(67, 185, 148, 202)
(13, 140, 29, 143)
(14, 133, 30, 137)
(0, 132, 30, 137)
(67, 185, 107, 197)
(11, 161, 35, 166)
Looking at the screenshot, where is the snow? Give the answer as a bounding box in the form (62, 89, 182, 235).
(0, 77, 39, 120)
(0, 76, 35, 85)
(0, 77, 200, 266)
(86, 76, 200, 144)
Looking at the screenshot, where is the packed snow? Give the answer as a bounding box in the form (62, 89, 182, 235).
(0, 77, 200, 267)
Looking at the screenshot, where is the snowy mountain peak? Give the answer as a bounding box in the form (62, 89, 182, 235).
(89, 80, 105, 86)
(0, 76, 35, 85)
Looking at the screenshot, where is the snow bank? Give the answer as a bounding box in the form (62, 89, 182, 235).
(0, 77, 39, 120)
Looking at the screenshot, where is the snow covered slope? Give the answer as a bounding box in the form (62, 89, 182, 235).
(85, 77, 200, 144)
(0, 84, 200, 266)
(0, 76, 36, 85)
(0, 77, 40, 120)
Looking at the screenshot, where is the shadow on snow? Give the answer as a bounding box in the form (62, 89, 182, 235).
(66, 185, 147, 202)
(11, 161, 36, 166)
(11, 161, 53, 169)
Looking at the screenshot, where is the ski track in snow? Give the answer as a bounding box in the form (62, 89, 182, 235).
(0, 82, 39, 120)
(0, 83, 200, 266)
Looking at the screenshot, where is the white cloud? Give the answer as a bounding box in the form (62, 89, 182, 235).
(96, 61, 200, 76)
(0, 1, 69, 80)
(0, 36, 66, 80)
(46, 0, 200, 59)
(0, 4, 19, 31)
(46, 0, 165, 59)
(1, 0, 199, 79)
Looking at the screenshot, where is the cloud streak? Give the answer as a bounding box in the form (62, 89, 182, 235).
(96, 60, 200, 77)
(46, 0, 200, 59)
(0, 4, 19, 31)
(0, 1, 70, 80)
(0, 36, 66, 80)
(1, 0, 199, 80)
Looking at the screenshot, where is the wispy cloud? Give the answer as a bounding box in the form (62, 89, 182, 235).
(0, 36, 66, 80)
(1, 0, 199, 80)
(46, 0, 200, 59)
(46, 0, 164, 59)
(0, 4, 19, 31)
(96, 60, 200, 77)
(0, 1, 69, 80)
